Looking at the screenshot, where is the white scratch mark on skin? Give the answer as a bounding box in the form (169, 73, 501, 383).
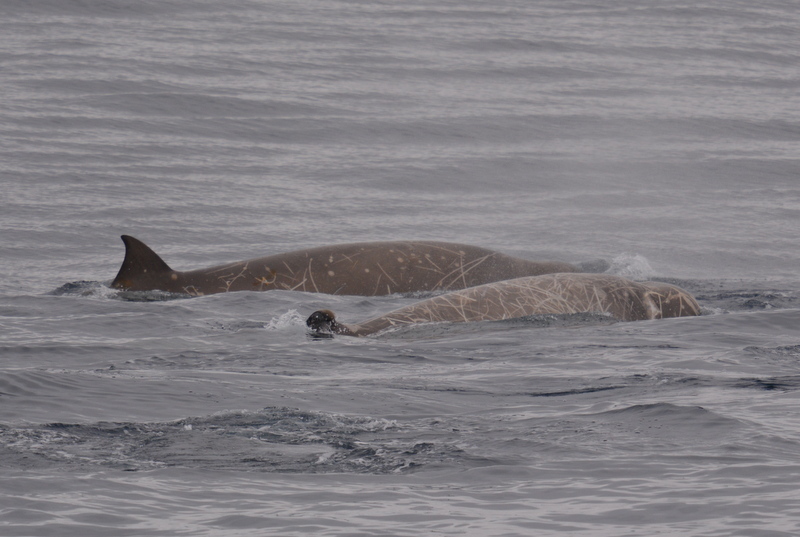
(307, 259, 319, 293)
(337, 252, 358, 264)
(207, 262, 248, 275)
(288, 278, 309, 291)
(646, 292, 662, 319)
(414, 265, 452, 275)
(183, 286, 202, 296)
(254, 273, 277, 290)
(376, 263, 398, 286)
(435, 254, 494, 290)
(423, 254, 442, 272)
(217, 261, 252, 292)
(256, 267, 277, 284)
(328, 274, 700, 337)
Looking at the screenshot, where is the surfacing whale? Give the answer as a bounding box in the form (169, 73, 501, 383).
(111, 235, 577, 296)
(306, 273, 701, 336)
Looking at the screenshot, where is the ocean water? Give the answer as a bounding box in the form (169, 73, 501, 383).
(2, 0, 800, 535)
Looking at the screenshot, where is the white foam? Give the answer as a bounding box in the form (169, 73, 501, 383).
(263, 309, 306, 330)
(606, 253, 656, 280)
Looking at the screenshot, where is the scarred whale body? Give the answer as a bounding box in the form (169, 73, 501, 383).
(111, 235, 577, 296)
(306, 273, 701, 336)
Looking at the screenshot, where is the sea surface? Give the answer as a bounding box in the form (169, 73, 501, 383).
(2, 0, 800, 535)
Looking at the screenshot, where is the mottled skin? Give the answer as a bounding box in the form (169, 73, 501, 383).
(111, 235, 577, 296)
(306, 273, 701, 336)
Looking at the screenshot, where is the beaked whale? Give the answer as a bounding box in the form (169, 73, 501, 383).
(306, 273, 701, 336)
(111, 235, 578, 296)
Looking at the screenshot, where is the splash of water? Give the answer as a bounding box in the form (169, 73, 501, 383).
(606, 253, 656, 280)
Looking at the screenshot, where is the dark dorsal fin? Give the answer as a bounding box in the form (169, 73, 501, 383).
(111, 235, 174, 289)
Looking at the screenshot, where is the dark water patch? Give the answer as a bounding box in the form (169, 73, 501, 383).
(524, 374, 718, 399)
(694, 286, 798, 312)
(745, 345, 800, 359)
(0, 407, 481, 474)
(578, 373, 800, 394)
(583, 343, 684, 350)
(728, 292, 796, 310)
(527, 385, 619, 398)
(732, 376, 800, 392)
(402, 374, 714, 401)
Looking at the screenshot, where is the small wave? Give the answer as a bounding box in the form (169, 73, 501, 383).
(599, 402, 714, 418)
(561, 403, 743, 454)
(593, 402, 741, 438)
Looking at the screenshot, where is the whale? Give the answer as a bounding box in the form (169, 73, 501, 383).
(110, 235, 578, 296)
(306, 273, 701, 336)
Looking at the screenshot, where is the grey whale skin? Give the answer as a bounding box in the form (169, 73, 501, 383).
(306, 273, 701, 336)
(110, 235, 577, 296)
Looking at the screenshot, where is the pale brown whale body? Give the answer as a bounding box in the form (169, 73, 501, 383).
(111, 235, 577, 296)
(306, 273, 701, 336)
